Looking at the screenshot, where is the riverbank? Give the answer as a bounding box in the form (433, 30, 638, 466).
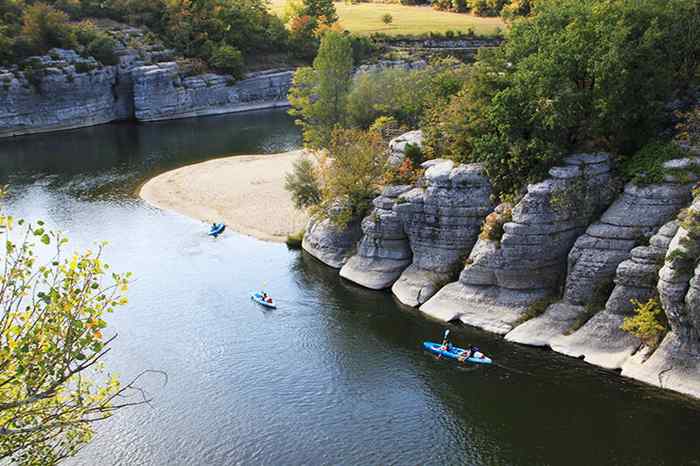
(139, 151, 308, 242)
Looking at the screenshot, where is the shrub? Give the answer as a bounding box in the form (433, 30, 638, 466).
(479, 203, 512, 241)
(285, 156, 322, 210)
(286, 230, 305, 249)
(74, 61, 96, 73)
(381, 13, 393, 25)
(621, 298, 668, 349)
(86, 35, 119, 66)
(621, 141, 687, 186)
(209, 44, 245, 80)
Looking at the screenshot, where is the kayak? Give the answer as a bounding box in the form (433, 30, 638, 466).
(251, 292, 276, 309)
(423, 341, 493, 365)
(208, 223, 226, 237)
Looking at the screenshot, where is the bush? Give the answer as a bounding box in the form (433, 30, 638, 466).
(285, 156, 322, 210)
(621, 298, 668, 349)
(209, 44, 245, 80)
(381, 13, 393, 25)
(286, 230, 305, 249)
(621, 141, 687, 186)
(86, 35, 119, 66)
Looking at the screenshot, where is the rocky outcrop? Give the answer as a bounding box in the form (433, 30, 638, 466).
(302, 216, 362, 269)
(132, 64, 293, 122)
(391, 161, 493, 307)
(621, 197, 700, 398)
(0, 49, 132, 138)
(340, 185, 413, 289)
(564, 161, 698, 306)
(387, 130, 423, 167)
(421, 153, 614, 334)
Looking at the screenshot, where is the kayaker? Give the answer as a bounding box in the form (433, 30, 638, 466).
(440, 329, 452, 351)
(472, 346, 484, 359)
(458, 347, 472, 362)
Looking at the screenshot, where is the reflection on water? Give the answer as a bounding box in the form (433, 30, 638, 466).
(1, 112, 700, 466)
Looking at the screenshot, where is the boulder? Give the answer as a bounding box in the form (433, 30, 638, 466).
(387, 130, 423, 167)
(302, 216, 362, 269)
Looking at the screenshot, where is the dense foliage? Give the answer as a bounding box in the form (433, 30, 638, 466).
(347, 58, 470, 129)
(0, 0, 290, 74)
(0, 191, 150, 465)
(621, 298, 668, 349)
(285, 156, 322, 210)
(422, 0, 700, 197)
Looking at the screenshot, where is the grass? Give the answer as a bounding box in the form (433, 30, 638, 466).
(269, 1, 505, 36)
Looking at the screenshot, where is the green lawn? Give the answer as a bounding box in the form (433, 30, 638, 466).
(269, 1, 505, 36)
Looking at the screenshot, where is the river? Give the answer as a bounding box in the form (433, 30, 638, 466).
(1, 110, 699, 466)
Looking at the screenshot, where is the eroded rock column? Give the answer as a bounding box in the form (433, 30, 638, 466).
(391, 161, 493, 307)
(339, 185, 413, 289)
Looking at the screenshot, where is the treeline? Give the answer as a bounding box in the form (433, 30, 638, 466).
(353, 0, 533, 18)
(0, 0, 345, 77)
(287, 0, 700, 228)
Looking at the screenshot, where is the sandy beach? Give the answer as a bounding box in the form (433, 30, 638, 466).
(139, 151, 309, 242)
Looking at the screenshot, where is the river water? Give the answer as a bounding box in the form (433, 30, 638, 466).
(1, 110, 699, 466)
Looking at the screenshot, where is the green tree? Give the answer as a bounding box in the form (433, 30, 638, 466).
(303, 0, 338, 25)
(209, 44, 245, 80)
(319, 129, 387, 226)
(0, 194, 154, 464)
(20, 3, 77, 55)
(289, 31, 354, 149)
(285, 156, 322, 209)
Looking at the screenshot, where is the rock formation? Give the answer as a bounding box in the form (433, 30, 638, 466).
(621, 196, 700, 398)
(302, 213, 363, 269)
(506, 156, 699, 367)
(421, 153, 614, 334)
(132, 64, 293, 122)
(391, 161, 493, 307)
(339, 185, 413, 289)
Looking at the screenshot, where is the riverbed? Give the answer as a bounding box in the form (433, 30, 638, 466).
(1, 110, 700, 465)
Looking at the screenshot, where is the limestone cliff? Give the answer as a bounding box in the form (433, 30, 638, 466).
(621, 197, 700, 398)
(132, 64, 293, 122)
(420, 153, 613, 334)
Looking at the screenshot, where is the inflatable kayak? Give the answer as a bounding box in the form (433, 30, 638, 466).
(423, 341, 493, 365)
(208, 223, 226, 237)
(251, 292, 276, 309)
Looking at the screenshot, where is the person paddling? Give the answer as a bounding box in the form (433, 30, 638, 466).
(440, 329, 452, 351)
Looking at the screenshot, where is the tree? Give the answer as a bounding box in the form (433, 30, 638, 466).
(317, 129, 387, 226)
(289, 31, 354, 149)
(302, 0, 338, 25)
(209, 44, 245, 80)
(0, 192, 155, 464)
(285, 155, 322, 209)
(20, 3, 77, 55)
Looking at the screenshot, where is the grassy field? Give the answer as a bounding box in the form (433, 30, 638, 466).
(269, 1, 505, 36)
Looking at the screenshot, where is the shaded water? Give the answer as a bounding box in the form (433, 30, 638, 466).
(1, 111, 699, 466)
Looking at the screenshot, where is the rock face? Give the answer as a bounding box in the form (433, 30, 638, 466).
(340, 185, 413, 289)
(302, 216, 362, 269)
(132, 64, 293, 122)
(546, 221, 679, 369)
(391, 161, 493, 307)
(421, 153, 614, 334)
(622, 197, 700, 398)
(564, 164, 697, 305)
(0, 50, 130, 138)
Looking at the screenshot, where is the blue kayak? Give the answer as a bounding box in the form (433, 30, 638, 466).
(423, 341, 493, 365)
(251, 292, 276, 309)
(208, 223, 226, 237)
